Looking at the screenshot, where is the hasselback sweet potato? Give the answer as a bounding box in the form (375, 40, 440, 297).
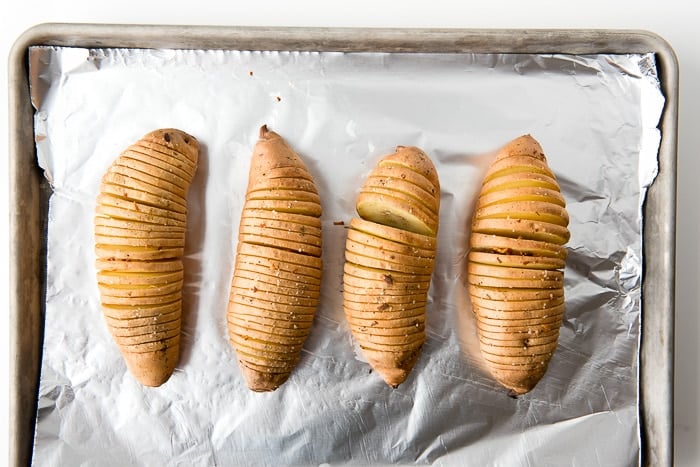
(227, 125, 323, 392)
(94, 128, 199, 387)
(343, 146, 440, 387)
(468, 134, 570, 395)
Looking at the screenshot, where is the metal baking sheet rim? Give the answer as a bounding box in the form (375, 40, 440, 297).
(8, 23, 679, 467)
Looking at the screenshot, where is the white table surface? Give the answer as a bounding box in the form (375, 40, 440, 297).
(1, 1, 697, 465)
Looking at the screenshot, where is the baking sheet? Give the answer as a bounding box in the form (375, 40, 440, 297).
(28, 46, 664, 465)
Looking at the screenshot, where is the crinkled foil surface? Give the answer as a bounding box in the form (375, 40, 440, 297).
(29, 46, 664, 466)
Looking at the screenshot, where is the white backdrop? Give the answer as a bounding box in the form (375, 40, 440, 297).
(1, 1, 697, 465)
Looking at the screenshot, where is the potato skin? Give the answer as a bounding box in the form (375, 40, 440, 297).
(468, 135, 569, 395)
(95, 129, 199, 387)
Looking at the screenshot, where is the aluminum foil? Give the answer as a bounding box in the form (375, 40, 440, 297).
(28, 46, 664, 466)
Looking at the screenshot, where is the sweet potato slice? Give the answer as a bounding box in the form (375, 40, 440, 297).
(349, 217, 437, 250)
(469, 232, 568, 259)
(468, 251, 566, 270)
(476, 186, 566, 209)
(346, 226, 435, 259)
(356, 191, 438, 237)
(362, 177, 439, 216)
(468, 283, 565, 302)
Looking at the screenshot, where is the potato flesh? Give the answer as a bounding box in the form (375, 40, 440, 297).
(94, 129, 199, 387)
(227, 126, 323, 392)
(356, 191, 437, 237)
(469, 134, 569, 395)
(344, 146, 439, 388)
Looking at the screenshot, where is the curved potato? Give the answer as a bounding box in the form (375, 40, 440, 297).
(227, 126, 323, 392)
(95, 128, 198, 387)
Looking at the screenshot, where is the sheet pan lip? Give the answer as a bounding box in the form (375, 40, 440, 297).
(8, 23, 678, 467)
(12, 22, 679, 56)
